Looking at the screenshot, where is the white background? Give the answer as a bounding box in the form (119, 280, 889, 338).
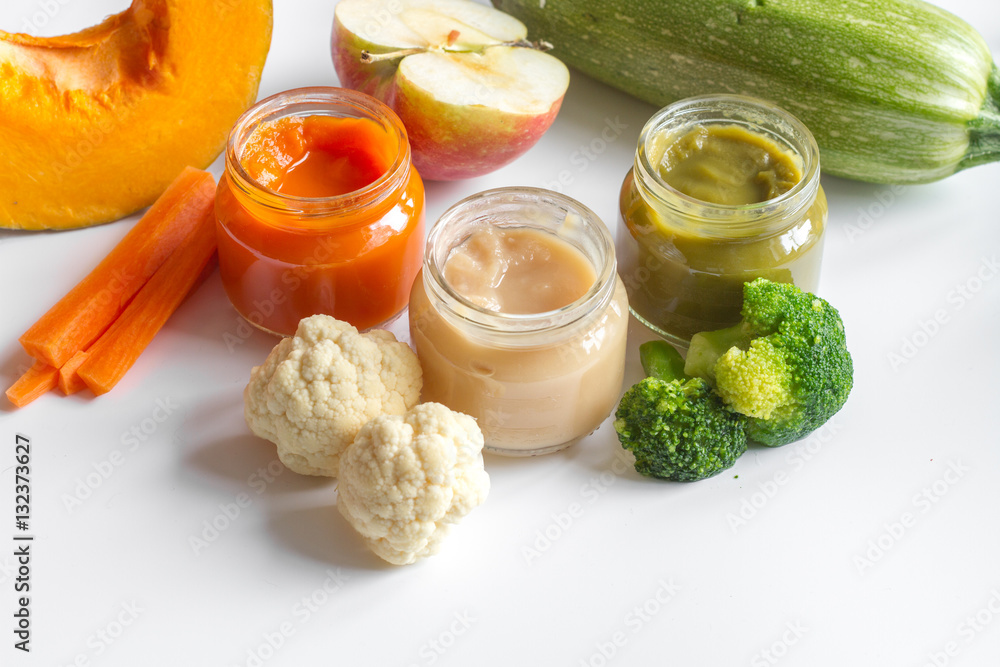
(2, 1, 999, 665)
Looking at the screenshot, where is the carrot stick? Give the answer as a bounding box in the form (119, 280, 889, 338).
(77, 206, 218, 396)
(5, 360, 59, 408)
(19, 167, 216, 368)
(57, 350, 89, 395)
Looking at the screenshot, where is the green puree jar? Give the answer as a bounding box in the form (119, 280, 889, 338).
(617, 94, 827, 345)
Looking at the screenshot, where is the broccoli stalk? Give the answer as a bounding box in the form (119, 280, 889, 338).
(614, 341, 747, 482)
(639, 338, 688, 382)
(679, 321, 751, 384)
(684, 278, 853, 447)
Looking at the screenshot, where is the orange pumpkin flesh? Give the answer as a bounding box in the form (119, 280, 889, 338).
(0, 0, 273, 230)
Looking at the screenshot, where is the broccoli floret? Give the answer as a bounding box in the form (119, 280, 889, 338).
(614, 341, 747, 482)
(684, 278, 853, 447)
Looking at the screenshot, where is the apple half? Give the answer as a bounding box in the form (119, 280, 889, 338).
(332, 0, 570, 181)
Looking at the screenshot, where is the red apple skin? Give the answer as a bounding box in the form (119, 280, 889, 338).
(393, 77, 564, 181)
(332, 20, 564, 181)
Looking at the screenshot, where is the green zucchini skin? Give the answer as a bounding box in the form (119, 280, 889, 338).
(493, 0, 1000, 184)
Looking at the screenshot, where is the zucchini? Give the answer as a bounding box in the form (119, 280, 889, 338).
(492, 0, 1000, 184)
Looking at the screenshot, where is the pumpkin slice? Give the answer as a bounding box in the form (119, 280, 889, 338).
(0, 0, 273, 230)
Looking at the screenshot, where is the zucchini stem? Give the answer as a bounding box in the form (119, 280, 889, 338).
(960, 64, 1000, 172)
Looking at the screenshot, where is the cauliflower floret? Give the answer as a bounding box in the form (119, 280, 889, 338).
(244, 315, 421, 477)
(337, 403, 490, 565)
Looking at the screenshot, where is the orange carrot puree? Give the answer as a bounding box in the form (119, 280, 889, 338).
(240, 116, 394, 198)
(216, 114, 425, 335)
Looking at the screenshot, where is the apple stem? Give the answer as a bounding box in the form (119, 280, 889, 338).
(360, 39, 554, 65)
(361, 48, 426, 64)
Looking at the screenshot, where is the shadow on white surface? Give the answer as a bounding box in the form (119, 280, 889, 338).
(183, 434, 331, 494)
(266, 503, 393, 571)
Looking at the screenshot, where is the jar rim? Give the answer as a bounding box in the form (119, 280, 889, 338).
(423, 187, 617, 341)
(224, 86, 411, 222)
(634, 94, 821, 234)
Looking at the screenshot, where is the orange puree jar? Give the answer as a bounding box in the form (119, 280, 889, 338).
(215, 87, 425, 336)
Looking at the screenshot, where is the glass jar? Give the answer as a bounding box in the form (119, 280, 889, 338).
(215, 87, 425, 336)
(618, 94, 827, 346)
(409, 188, 629, 456)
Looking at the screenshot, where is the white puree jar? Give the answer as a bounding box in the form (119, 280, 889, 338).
(408, 187, 629, 456)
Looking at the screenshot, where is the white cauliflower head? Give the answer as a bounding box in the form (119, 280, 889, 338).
(244, 315, 422, 477)
(337, 402, 490, 565)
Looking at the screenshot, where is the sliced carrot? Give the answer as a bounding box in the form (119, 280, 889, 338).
(5, 360, 59, 408)
(19, 167, 216, 368)
(77, 205, 218, 396)
(57, 350, 90, 395)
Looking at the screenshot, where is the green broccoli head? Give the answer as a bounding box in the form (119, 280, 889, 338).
(685, 278, 853, 447)
(614, 373, 747, 482)
(714, 338, 793, 419)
